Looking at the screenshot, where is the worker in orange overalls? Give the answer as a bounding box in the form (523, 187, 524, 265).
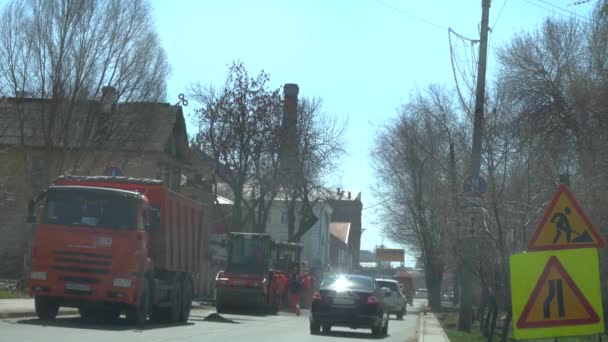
(276, 271, 288, 309)
(287, 266, 302, 315)
(301, 271, 313, 309)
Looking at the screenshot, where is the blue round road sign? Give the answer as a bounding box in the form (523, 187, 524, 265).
(464, 175, 487, 194)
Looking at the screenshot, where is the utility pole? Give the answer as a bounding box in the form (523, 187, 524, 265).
(458, 0, 491, 332)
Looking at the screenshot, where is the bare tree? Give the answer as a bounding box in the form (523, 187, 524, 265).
(372, 85, 464, 310)
(191, 61, 282, 233)
(283, 97, 347, 242)
(0, 0, 170, 178)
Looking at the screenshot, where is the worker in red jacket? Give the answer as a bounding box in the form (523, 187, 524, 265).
(301, 272, 313, 309)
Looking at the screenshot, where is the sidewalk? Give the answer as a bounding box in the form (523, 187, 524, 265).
(0, 298, 77, 319)
(418, 311, 450, 342)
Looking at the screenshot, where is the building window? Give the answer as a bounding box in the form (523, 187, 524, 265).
(281, 210, 288, 224)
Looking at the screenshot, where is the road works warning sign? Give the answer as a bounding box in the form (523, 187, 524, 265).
(511, 249, 604, 339)
(528, 185, 605, 251)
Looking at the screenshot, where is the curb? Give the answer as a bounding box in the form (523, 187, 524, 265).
(418, 311, 450, 342)
(418, 312, 425, 342)
(0, 309, 78, 320)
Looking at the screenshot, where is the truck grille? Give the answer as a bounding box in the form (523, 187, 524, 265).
(54, 258, 110, 266)
(52, 250, 112, 275)
(52, 265, 110, 274)
(54, 251, 112, 259)
(59, 276, 101, 284)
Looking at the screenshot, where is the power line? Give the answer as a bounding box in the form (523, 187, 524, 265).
(492, 0, 508, 29)
(363, 198, 391, 210)
(521, 0, 589, 23)
(533, 0, 589, 20)
(374, 0, 448, 31)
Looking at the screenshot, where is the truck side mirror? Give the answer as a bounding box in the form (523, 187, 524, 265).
(26, 200, 36, 223)
(146, 208, 161, 231)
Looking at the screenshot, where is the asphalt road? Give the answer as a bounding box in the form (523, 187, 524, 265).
(0, 300, 424, 342)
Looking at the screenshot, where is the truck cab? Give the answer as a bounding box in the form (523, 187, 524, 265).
(27, 175, 201, 325)
(28, 185, 156, 321)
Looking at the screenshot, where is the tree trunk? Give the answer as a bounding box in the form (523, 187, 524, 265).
(232, 192, 243, 232)
(482, 295, 494, 338)
(479, 296, 487, 333)
(291, 201, 318, 242)
(500, 308, 512, 342)
(453, 269, 460, 305)
(287, 196, 297, 240)
(426, 258, 443, 311)
(487, 299, 498, 342)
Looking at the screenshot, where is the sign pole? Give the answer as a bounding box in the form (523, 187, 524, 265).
(559, 174, 571, 187)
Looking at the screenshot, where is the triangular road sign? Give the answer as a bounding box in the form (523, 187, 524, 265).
(528, 185, 605, 251)
(517, 256, 600, 329)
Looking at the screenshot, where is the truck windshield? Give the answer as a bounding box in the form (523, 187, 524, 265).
(43, 189, 137, 230)
(226, 236, 269, 274)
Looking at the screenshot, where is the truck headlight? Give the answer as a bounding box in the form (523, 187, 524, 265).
(31, 271, 46, 280)
(113, 278, 132, 288)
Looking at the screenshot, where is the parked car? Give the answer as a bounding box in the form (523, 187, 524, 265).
(375, 279, 407, 319)
(310, 274, 390, 337)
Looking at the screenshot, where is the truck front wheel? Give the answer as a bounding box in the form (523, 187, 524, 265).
(126, 279, 150, 325)
(35, 296, 59, 321)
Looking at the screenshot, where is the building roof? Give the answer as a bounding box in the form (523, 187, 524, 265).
(329, 189, 361, 202)
(55, 175, 163, 185)
(329, 222, 351, 244)
(0, 97, 188, 156)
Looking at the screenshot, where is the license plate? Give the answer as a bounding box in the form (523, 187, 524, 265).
(333, 295, 355, 306)
(66, 283, 91, 292)
(231, 280, 247, 286)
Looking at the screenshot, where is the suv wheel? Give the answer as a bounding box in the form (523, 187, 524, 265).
(310, 320, 321, 334)
(382, 318, 389, 336)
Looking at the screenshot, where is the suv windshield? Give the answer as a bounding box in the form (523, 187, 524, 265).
(44, 188, 137, 230)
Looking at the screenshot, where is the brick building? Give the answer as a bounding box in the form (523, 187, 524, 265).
(329, 222, 352, 272)
(329, 189, 363, 267)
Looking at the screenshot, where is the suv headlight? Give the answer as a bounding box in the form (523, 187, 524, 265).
(31, 271, 46, 280)
(113, 278, 132, 288)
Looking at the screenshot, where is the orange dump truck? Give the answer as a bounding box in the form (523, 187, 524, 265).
(27, 176, 204, 324)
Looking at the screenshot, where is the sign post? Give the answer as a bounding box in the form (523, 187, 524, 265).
(510, 184, 605, 340)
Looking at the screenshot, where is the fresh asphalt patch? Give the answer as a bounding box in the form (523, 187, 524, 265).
(202, 313, 238, 324)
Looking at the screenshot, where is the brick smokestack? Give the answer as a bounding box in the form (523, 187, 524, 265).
(101, 86, 118, 113)
(279, 83, 299, 181)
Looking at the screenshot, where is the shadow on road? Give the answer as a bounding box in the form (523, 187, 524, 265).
(16, 316, 194, 331)
(316, 331, 389, 340)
